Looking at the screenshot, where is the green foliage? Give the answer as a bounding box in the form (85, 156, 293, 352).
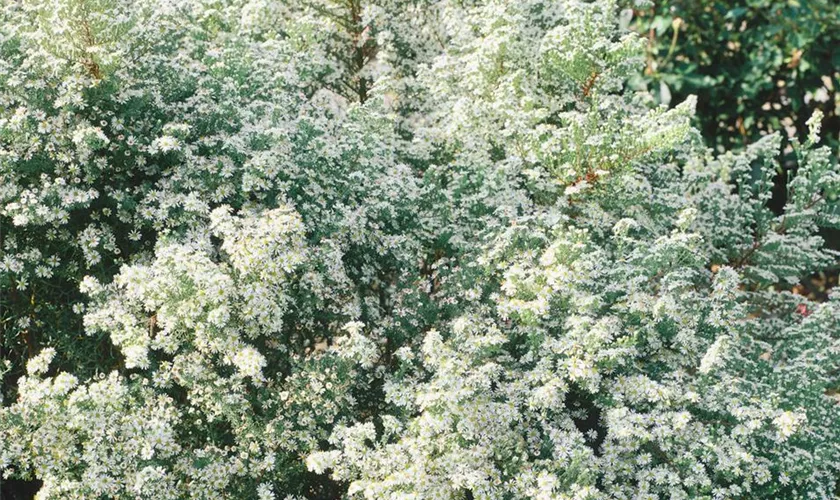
(1, 0, 839, 499)
(626, 0, 840, 152)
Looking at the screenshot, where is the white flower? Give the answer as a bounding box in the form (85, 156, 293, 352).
(305, 450, 341, 475)
(257, 483, 276, 500)
(79, 275, 103, 295)
(232, 346, 267, 382)
(72, 126, 110, 148)
(123, 344, 151, 370)
(52, 372, 78, 395)
(26, 347, 56, 376)
(699, 336, 728, 374)
(152, 135, 181, 153)
(12, 213, 29, 226)
(672, 411, 692, 431)
(806, 109, 824, 144)
(335, 322, 378, 369)
(612, 218, 638, 237)
(675, 207, 698, 231)
(342, 321, 365, 336)
(564, 182, 587, 196)
(773, 411, 806, 440)
(162, 122, 192, 138)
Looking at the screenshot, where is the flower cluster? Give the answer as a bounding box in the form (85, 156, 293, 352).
(2, 0, 839, 499)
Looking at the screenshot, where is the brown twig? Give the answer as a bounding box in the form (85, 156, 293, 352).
(582, 71, 600, 98)
(79, 19, 103, 79)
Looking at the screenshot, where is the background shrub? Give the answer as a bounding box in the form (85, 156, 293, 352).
(626, 0, 840, 152)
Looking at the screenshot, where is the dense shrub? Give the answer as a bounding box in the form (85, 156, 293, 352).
(1, 0, 839, 499)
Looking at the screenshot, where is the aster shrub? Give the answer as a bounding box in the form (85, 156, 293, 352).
(1, 0, 839, 499)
